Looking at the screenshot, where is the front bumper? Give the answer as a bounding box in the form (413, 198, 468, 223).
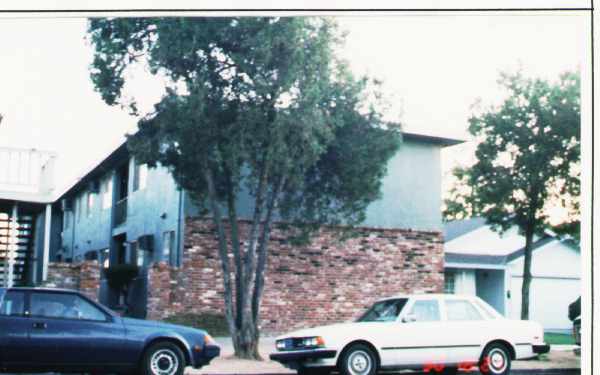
(270, 349, 337, 364)
(193, 344, 221, 368)
(533, 344, 550, 354)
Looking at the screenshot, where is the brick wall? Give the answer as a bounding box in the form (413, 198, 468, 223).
(42, 261, 101, 301)
(147, 218, 444, 334)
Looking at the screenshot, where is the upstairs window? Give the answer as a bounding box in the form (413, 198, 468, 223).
(162, 230, 176, 265)
(132, 162, 148, 192)
(102, 179, 112, 209)
(63, 210, 71, 230)
(87, 192, 95, 217)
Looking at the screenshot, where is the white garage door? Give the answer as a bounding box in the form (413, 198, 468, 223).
(509, 276, 580, 331)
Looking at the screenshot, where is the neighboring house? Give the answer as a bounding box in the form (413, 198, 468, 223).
(443, 218, 580, 332)
(1, 132, 462, 331)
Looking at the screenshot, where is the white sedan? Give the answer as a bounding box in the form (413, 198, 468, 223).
(270, 294, 549, 375)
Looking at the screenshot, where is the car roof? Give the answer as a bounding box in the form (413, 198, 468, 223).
(6, 287, 80, 294)
(375, 293, 479, 302)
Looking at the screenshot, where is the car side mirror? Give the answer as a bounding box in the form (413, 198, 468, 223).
(402, 313, 417, 323)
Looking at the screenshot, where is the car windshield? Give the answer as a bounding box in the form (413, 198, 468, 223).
(357, 298, 408, 322)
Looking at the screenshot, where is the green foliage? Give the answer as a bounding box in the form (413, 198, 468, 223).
(444, 70, 580, 238)
(88, 17, 401, 230)
(164, 312, 229, 337)
(544, 332, 575, 346)
(87, 17, 401, 357)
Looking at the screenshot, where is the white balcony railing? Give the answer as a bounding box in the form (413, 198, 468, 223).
(0, 147, 57, 202)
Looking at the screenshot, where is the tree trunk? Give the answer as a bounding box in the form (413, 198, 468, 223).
(520, 223, 535, 320)
(202, 167, 237, 347)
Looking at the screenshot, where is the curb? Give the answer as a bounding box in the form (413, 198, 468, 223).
(203, 372, 581, 375)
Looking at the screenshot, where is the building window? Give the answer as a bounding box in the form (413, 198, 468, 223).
(87, 192, 95, 217)
(129, 241, 138, 265)
(77, 194, 85, 222)
(162, 231, 175, 265)
(100, 248, 110, 269)
(102, 179, 113, 209)
(63, 210, 71, 230)
(133, 162, 148, 192)
(444, 270, 456, 294)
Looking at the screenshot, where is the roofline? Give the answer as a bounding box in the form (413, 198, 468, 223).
(402, 132, 465, 147)
(54, 140, 129, 202)
(49, 131, 463, 204)
(444, 235, 561, 266)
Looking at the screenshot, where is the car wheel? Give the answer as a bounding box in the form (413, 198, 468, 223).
(141, 341, 185, 375)
(339, 344, 378, 375)
(480, 343, 512, 375)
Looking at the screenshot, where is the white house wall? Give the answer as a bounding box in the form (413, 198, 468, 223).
(507, 242, 580, 331)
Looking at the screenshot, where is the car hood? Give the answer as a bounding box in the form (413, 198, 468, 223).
(121, 317, 207, 335)
(276, 321, 387, 340)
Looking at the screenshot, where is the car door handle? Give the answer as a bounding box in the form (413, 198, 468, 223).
(32, 322, 47, 329)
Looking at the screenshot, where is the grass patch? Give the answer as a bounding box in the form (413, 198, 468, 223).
(163, 312, 229, 336)
(545, 332, 575, 345)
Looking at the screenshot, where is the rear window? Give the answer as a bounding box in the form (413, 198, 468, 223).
(0, 291, 25, 317)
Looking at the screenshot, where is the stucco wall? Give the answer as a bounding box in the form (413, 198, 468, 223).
(147, 217, 444, 334)
(185, 138, 445, 232)
(363, 139, 442, 231)
(57, 160, 183, 265)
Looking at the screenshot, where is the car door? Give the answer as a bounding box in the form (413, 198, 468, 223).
(439, 298, 489, 365)
(384, 297, 447, 368)
(28, 291, 127, 369)
(0, 289, 31, 367)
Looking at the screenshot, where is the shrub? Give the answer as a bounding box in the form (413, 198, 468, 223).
(163, 312, 229, 337)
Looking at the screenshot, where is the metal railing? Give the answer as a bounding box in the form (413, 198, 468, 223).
(0, 147, 56, 200)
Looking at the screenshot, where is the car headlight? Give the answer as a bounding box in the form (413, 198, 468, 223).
(276, 340, 287, 350)
(302, 336, 325, 348)
(204, 334, 216, 345)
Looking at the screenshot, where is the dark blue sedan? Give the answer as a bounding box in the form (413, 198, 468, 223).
(0, 287, 220, 374)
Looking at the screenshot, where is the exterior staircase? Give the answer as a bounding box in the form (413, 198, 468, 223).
(0, 212, 35, 287)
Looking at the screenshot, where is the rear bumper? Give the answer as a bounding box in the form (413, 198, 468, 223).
(270, 349, 337, 364)
(193, 344, 221, 368)
(533, 344, 550, 354)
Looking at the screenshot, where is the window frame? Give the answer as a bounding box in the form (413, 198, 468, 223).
(102, 178, 113, 210)
(28, 291, 112, 323)
(0, 290, 27, 318)
(401, 297, 442, 323)
(444, 298, 485, 322)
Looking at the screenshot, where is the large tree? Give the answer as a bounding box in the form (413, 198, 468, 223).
(444, 71, 580, 319)
(88, 17, 401, 358)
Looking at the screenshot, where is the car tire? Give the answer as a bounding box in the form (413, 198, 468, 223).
(140, 341, 185, 375)
(480, 342, 512, 375)
(339, 344, 378, 375)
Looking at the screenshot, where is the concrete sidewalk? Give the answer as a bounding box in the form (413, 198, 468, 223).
(191, 337, 580, 375)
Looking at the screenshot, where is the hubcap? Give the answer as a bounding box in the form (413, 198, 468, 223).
(487, 348, 508, 374)
(150, 349, 179, 375)
(347, 350, 372, 375)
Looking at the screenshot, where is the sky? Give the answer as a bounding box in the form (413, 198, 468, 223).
(0, 13, 588, 195)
